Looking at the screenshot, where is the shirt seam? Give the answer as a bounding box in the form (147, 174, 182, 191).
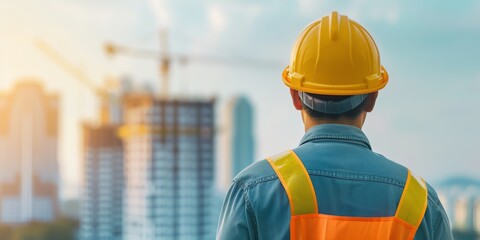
(241, 172, 442, 206)
(309, 170, 405, 186)
(432, 212, 443, 239)
(234, 179, 259, 238)
(300, 134, 371, 149)
(243, 171, 405, 189)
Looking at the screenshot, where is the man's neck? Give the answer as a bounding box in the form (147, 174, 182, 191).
(303, 112, 365, 132)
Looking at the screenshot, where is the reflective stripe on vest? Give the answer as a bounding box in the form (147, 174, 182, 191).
(395, 170, 429, 228)
(267, 150, 318, 216)
(267, 150, 428, 227)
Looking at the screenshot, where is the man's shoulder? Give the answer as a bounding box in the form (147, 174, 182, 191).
(232, 159, 277, 189)
(424, 182, 446, 213)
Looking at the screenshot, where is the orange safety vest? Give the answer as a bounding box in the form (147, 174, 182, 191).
(267, 150, 428, 240)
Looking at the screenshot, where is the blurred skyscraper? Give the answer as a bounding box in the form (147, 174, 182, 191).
(0, 81, 59, 224)
(120, 94, 216, 240)
(218, 96, 255, 191)
(79, 77, 130, 240)
(79, 125, 124, 240)
(104, 76, 134, 125)
(437, 177, 480, 237)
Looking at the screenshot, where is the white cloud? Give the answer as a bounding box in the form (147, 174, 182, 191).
(149, 0, 171, 27)
(385, 7, 400, 24)
(187, 2, 264, 56)
(208, 4, 226, 34)
(344, 0, 401, 25)
(296, 0, 401, 25)
(46, 0, 139, 30)
(242, 3, 263, 26)
(297, 0, 328, 17)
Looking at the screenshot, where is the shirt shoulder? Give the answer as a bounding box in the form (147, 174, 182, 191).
(232, 159, 277, 188)
(421, 183, 453, 240)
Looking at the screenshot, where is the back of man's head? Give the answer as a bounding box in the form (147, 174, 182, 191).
(281, 11, 388, 126)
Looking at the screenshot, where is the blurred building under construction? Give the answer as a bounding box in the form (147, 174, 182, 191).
(76, 28, 263, 239)
(78, 78, 131, 240)
(36, 38, 130, 239)
(120, 94, 216, 240)
(0, 81, 59, 224)
(79, 125, 124, 240)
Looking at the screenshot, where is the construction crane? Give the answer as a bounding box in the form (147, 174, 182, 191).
(35, 39, 111, 125)
(105, 29, 282, 98)
(105, 29, 171, 98)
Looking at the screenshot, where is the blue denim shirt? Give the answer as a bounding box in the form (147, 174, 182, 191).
(217, 124, 453, 240)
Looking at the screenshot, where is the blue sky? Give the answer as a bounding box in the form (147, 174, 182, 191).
(1, 0, 479, 199)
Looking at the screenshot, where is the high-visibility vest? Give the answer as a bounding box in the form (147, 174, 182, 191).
(267, 150, 428, 240)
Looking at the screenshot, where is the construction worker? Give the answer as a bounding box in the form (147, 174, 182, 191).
(216, 12, 453, 240)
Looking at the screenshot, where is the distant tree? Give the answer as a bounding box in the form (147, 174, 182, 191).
(0, 218, 78, 240)
(0, 225, 13, 239)
(453, 229, 479, 240)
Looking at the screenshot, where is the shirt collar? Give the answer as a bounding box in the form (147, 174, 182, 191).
(299, 124, 372, 150)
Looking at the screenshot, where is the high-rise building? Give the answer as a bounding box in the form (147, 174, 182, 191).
(475, 199, 480, 232)
(437, 176, 480, 233)
(0, 81, 59, 224)
(79, 125, 124, 240)
(455, 197, 469, 230)
(120, 94, 216, 240)
(218, 96, 254, 191)
(79, 76, 135, 240)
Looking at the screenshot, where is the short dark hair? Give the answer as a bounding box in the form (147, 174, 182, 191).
(301, 93, 368, 120)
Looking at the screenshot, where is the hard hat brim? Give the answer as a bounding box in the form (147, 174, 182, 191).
(282, 66, 389, 96)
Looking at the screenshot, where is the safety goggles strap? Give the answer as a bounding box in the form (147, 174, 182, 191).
(267, 151, 318, 216)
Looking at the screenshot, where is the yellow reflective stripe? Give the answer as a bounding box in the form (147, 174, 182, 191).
(395, 170, 428, 228)
(267, 150, 318, 216)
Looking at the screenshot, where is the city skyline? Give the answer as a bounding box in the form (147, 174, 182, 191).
(1, 0, 479, 206)
(0, 80, 478, 239)
(1, 1, 480, 239)
(437, 177, 480, 232)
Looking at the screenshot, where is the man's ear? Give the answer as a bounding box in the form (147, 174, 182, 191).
(290, 89, 303, 110)
(364, 91, 378, 112)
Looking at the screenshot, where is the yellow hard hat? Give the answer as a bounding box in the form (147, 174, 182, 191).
(283, 11, 389, 96)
